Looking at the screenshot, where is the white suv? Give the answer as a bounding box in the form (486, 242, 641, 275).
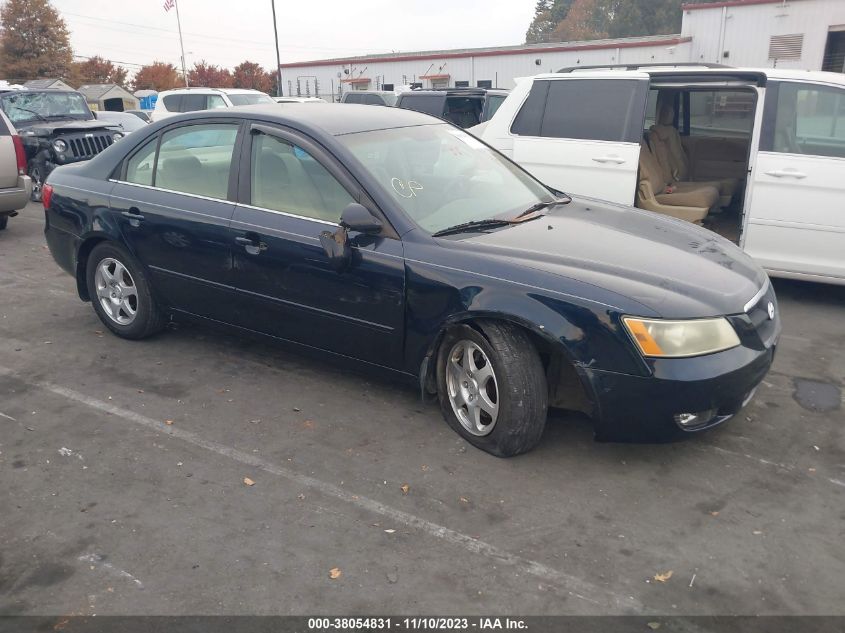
(476, 65, 845, 286)
(151, 88, 275, 121)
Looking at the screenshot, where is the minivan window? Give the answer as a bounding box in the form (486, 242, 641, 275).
(228, 93, 274, 106)
(399, 95, 444, 117)
(162, 94, 182, 112)
(207, 94, 227, 109)
(344, 93, 364, 104)
(181, 94, 209, 113)
(154, 123, 239, 199)
(772, 82, 845, 158)
(539, 79, 647, 143)
(687, 90, 755, 139)
(251, 133, 354, 222)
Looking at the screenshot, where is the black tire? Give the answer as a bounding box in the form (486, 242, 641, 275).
(436, 321, 548, 457)
(28, 162, 44, 203)
(85, 241, 165, 340)
(0, 216, 8, 231)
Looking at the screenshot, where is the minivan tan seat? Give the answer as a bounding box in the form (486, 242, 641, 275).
(636, 141, 717, 223)
(649, 92, 738, 208)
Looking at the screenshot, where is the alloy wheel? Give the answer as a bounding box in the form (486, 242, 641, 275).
(94, 257, 139, 326)
(445, 339, 499, 436)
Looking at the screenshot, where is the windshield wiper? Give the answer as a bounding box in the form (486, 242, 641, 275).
(512, 195, 572, 220)
(10, 106, 47, 122)
(432, 218, 515, 237)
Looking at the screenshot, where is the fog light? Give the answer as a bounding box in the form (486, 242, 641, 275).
(674, 409, 716, 428)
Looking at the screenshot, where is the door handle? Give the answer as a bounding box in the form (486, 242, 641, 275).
(235, 236, 256, 246)
(591, 155, 626, 164)
(121, 208, 144, 224)
(235, 234, 266, 255)
(764, 169, 807, 179)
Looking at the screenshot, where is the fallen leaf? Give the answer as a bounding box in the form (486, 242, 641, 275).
(654, 570, 673, 583)
(421, 464, 430, 472)
(647, 622, 661, 630)
(297, 493, 306, 500)
(808, 468, 816, 473)
(384, 529, 396, 534)
(710, 511, 720, 517)
(752, 530, 762, 535)
(303, 420, 315, 429)
(459, 497, 469, 503)
(243, 477, 255, 486)
(400, 484, 410, 495)
(329, 567, 342, 579)
(165, 420, 173, 426)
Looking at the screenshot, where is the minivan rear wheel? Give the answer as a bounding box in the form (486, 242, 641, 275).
(437, 322, 548, 457)
(86, 242, 165, 340)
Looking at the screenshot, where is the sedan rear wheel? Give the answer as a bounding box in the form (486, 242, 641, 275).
(437, 322, 548, 457)
(86, 242, 165, 340)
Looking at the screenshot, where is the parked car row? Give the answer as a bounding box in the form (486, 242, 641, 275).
(41, 99, 780, 457)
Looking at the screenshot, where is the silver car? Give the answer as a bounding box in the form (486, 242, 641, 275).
(0, 109, 32, 230)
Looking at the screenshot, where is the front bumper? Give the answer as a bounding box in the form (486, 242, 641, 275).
(585, 339, 776, 443)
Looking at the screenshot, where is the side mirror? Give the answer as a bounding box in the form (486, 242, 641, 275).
(91, 111, 98, 119)
(340, 203, 382, 234)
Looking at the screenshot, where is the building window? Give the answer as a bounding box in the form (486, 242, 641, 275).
(410, 82, 422, 89)
(477, 80, 493, 89)
(455, 81, 469, 88)
(382, 83, 394, 91)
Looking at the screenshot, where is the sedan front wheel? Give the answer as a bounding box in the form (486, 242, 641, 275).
(437, 322, 548, 457)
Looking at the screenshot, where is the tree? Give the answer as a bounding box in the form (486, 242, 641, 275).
(0, 0, 73, 82)
(526, 0, 574, 43)
(550, 0, 606, 42)
(232, 61, 273, 93)
(69, 55, 128, 87)
(132, 61, 182, 92)
(187, 60, 233, 88)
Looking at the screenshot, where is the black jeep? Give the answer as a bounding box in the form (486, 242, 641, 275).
(0, 89, 124, 201)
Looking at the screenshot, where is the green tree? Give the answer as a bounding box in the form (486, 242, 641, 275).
(0, 0, 73, 82)
(593, 0, 683, 39)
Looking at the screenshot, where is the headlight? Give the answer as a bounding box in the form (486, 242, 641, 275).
(52, 139, 68, 152)
(622, 316, 740, 358)
(112, 132, 124, 141)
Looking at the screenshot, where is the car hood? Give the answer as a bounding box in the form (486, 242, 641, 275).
(459, 196, 767, 318)
(20, 119, 120, 135)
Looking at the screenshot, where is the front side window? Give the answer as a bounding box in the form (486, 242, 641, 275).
(0, 91, 92, 124)
(250, 134, 354, 223)
(125, 138, 158, 186)
(770, 82, 845, 158)
(338, 123, 554, 234)
(207, 94, 227, 109)
(153, 123, 239, 198)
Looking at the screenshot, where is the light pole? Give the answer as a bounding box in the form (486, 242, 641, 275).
(271, 0, 283, 96)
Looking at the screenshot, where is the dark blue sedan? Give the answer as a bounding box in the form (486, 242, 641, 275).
(42, 104, 780, 456)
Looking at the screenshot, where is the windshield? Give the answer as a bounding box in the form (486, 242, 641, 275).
(228, 93, 274, 106)
(338, 124, 554, 234)
(0, 91, 92, 124)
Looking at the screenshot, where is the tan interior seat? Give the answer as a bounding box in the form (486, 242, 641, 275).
(649, 91, 738, 208)
(635, 141, 717, 223)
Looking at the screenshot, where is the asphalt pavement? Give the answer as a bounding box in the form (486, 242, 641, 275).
(1, 203, 843, 616)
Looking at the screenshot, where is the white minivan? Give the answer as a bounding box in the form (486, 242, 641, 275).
(475, 66, 845, 286)
(151, 88, 275, 122)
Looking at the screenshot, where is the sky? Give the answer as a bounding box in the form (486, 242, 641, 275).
(52, 0, 536, 75)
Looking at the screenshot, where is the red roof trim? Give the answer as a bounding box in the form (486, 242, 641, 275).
(420, 73, 451, 79)
(682, 0, 785, 11)
(341, 77, 371, 84)
(280, 36, 692, 69)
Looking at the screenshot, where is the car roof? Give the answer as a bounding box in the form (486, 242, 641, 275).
(534, 67, 845, 86)
(400, 88, 489, 96)
(166, 102, 441, 136)
(159, 87, 267, 95)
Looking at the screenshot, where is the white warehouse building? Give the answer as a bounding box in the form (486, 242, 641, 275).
(280, 0, 845, 101)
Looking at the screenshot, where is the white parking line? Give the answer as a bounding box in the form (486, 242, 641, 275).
(0, 365, 640, 612)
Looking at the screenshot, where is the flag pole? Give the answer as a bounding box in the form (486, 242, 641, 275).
(271, 0, 283, 96)
(174, 0, 189, 86)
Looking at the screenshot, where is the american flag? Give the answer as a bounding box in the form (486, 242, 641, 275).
(163, 0, 175, 12)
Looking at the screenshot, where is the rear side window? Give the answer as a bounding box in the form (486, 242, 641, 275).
(181, 94, 209, 113)
(125, 138, 158, 186)
(510, 81, 549, 136)
(399, 95, 444, 117)
(207, 94, 227, 109)
(512, 79, 647, 143)
(344, 93, 364, 104)
(484, 95, 506, 120)
(685, 90, 755, 138)
(154, 123, 239, 198)
(363, 94, 385, 106)
(162, 94, 182, 112)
